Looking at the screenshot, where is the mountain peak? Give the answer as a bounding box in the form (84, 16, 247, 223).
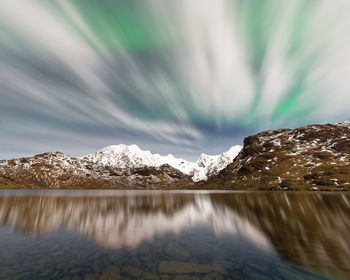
(99, 144, 142, 153)
(195, 146, 242, 180)
(0, 144, 242, 189)
(1, 122, 348, 190)
(81, 144, 242, 182)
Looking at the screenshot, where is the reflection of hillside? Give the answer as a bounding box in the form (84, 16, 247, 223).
(0, 193, 271, 249)
(209, 192, 350, 277)
(1, 192, 349, 277)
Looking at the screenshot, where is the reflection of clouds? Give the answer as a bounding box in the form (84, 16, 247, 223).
(0, 193, 271, 251)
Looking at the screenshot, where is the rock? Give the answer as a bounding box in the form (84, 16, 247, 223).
(84, 273, 99, 280)
(274, 267, 305, 280)
(11, 272, 33, 280)
(51, 271, 60, 279)
(173, 275, 200, 280)
(137, 244, 150, 254)
(142, 272, 159, 280)
(70, 268, 83, 275)
(202, 272, 224, 280)
(122, 266, 142, 278)
(212, 263, 228, 275)
(92, 262, 104, 273)
(52, 251, 65, 256)
(124, 256, 141, 267)
(243, 272, 270, 280)
(98, 265, 120, 280)
(245, 259, 270, 275)
(213, 261, 235, 271)
(107, 252, 124, 263)
(165, 243, 190, 260)
(40, 269, 52, 277)
(186, 241, 214, 257)
(158, 261, 213, 274)
(242, 265, 270, 280)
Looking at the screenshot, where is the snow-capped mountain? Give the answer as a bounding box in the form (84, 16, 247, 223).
(0, 121, 348, 190)
(195, 145, 242, 181)
(0, 145, 242, 189)
(82, 144, 242, 182)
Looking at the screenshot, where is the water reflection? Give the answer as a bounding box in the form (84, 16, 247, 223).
(0, 192, 271, 250)
(209, 192, 350, 277)
(0, 191, 349, 279)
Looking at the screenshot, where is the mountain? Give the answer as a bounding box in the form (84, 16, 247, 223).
(1, 121, 348, 190)
(0, 145, 241, 189)
(82, 144, 242, 182)
(196, 145, 242, 180)
(203, 121, 350, 191)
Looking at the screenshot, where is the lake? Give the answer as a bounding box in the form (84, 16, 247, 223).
(0, 190, 349, 280)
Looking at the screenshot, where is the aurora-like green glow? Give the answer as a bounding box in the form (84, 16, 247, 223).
(0, 0, 349, 159)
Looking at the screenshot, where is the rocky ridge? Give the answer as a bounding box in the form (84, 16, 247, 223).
(1, 121, 349, 190)
(0, 145, 241, 189)
(204, 121, 350, 190)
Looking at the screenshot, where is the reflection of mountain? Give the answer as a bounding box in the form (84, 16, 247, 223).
(0, 192, 349, 277)
(0, 193, 270, 250)
(209, 192, 350, 277)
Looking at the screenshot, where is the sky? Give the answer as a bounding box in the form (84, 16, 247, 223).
(0, 0, 349, 160)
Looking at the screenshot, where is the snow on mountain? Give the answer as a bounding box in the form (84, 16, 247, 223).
(205, 121, 350, 190)
(195, 145, 243, 181)
(81, 144, 242, 182)
(337, 120, 350, 129)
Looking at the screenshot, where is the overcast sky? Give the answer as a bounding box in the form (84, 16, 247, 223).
(0, 0, 349, 160)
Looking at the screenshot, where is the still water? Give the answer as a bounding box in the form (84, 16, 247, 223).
(0, 190, 349, 280)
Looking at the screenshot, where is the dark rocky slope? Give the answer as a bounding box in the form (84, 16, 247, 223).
(0, 152, 193, 189)
(203, 121, 350, 190)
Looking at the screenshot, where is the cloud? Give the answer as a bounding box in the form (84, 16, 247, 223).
(0, 0, 349, 159)
(0, 0, 202, 149)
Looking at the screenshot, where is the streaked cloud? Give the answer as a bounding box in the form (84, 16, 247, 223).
(0, 0, 349, 159)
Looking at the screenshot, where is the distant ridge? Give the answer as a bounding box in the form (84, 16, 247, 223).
(82, 144, 242, 182)
(1, 121, 348, 190)
(0, 145, 241, 189)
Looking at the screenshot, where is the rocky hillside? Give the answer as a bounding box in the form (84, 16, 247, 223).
(0, 145, 241, 189)
(0, 152, 192, 189)
(1, 122, 349, 190)
(203, 121, 350, 190)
